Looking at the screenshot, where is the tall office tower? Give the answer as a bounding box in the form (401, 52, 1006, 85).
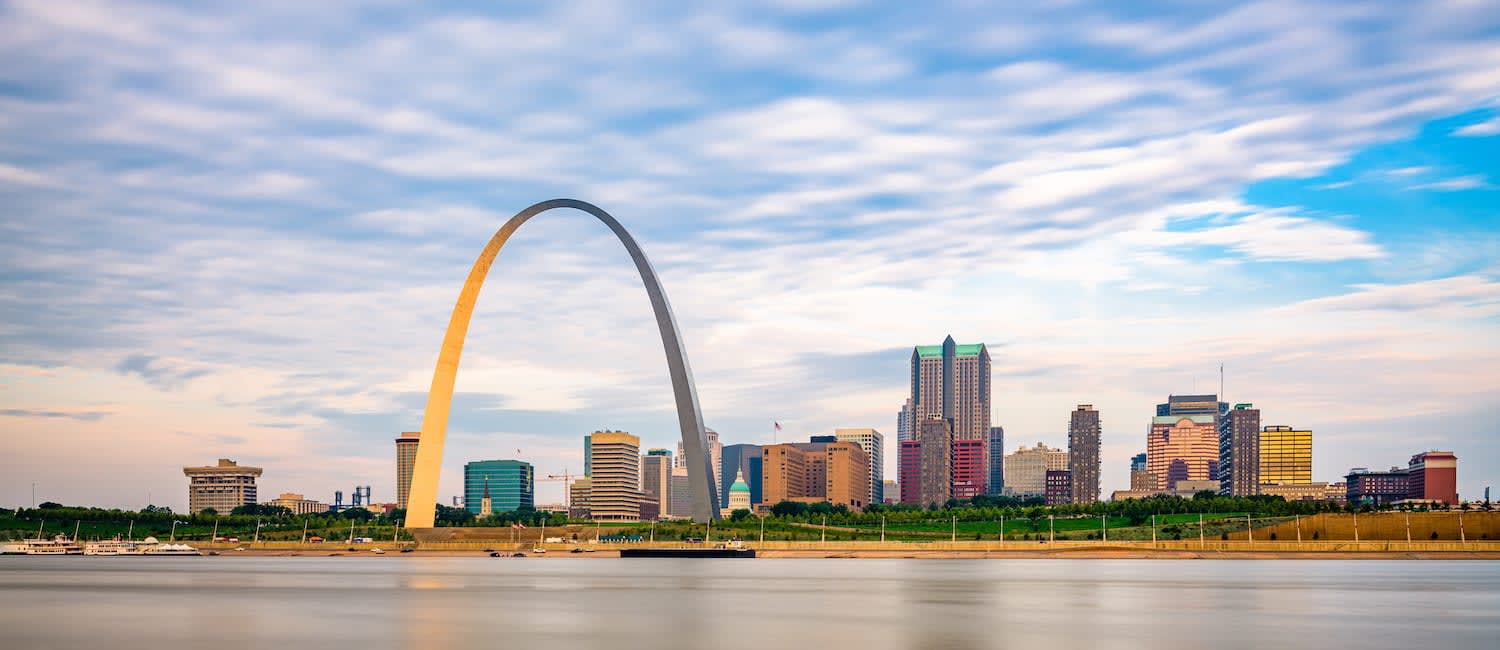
(834, 428, 884, 505)
(824, 441, 871, 511)
(918, 419, 953, 506)
(1002, 443, 1069, 497)
(676, 427, 722, 476)
(668, 467, 692, 517)
(1258, 426, 1312, 487)
(1068, 405, 1101, 504)
(720, 444, 763, 509)
(1218, 404, 1262, 495)
(898, 439, 922, 503)
(910, 336, 992, 441)
(1406, 451, 1458, 504)
(911, 336, 991, 493)
(641, 449, 672, 521)
(184, 459, 263, 514)
(588, 430, 641, 521)
(395, 431, 420, 510)
(987, 426, 1005, 496)
(463, 460, 534, 515)
(883, 479, 898, 504)
(1148, 412, 1219, 491)
(1129, 453, 1154, 490)
(760, 443, 809, 505)
(897, 398, 914, 442)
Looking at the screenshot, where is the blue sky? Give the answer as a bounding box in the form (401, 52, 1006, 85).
(1, 0, 1497, 509)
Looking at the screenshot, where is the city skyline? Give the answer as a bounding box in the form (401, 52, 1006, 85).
(2, 2, 1498, 510)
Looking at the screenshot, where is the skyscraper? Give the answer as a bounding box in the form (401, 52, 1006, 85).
(1218, 404, 1261, 495)
(1148, 413, 1218, 491)
(395, 431, 420, 510)
(898, 440, 922, 504)
(1258, 426, 1312, 487)
(641, 449, 672, 521)
(823, 441, 871, 511)
(1157, 394, 1228, 420)
(761, 443, 809, 505)
(988, 426, 1005, 496)
(1068, 405, 1101, 504)
(910, 336, 992, 441)
(1003, 443, 1069, 497)
(834, 428, 884, 505)
(583, 434, 592, 477)
(588, 430, 641, 520)
(463, 459, 534, 515)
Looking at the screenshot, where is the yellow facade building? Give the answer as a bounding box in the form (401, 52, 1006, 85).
(587, 431, 641, 521)
(1259, 426, 1312, 486)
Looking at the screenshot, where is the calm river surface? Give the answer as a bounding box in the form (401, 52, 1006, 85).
(2, 557, 1497, 649)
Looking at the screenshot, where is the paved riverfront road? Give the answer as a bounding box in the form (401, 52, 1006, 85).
(2, 558, 1496, 649)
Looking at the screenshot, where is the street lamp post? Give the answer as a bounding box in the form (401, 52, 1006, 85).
(1049, 514, 1054, 543)
(951, 515, 956, 543)
(1152, 514, 1157, 546)
(880, 516, 885, 543)
(1198, 513, 1205, 549)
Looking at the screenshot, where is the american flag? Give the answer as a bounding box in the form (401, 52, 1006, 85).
(774, 422, 782, 432)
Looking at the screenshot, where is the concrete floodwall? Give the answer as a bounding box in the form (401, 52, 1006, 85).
(1228, 512, 1498, 542)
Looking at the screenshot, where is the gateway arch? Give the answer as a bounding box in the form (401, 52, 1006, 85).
(403, 199, 720, 528)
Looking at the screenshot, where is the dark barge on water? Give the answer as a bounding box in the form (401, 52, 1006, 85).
(620, 547, 756, 558)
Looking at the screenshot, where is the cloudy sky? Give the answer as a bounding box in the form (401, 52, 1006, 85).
(2, 1, 1497, 510)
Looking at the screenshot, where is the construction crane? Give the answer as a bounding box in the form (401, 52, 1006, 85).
(538, 469, 580, 508)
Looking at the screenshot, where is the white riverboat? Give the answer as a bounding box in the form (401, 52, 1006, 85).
(1, 542, 28, 555)
(22, 535, 82, 555)
(83, 539, 135, 555)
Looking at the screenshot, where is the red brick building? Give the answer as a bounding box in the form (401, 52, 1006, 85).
(1045, 469, 1072, 506)
(951, 438, 986, 500)
(1407, 451, 1458, 504)
(899, 440, 923, 504)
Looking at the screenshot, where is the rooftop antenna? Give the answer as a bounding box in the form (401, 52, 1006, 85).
(1220, 363, 1224, 400)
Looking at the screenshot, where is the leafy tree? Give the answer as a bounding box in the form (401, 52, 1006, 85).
(770, 501, 808, 517)
(434, 504, 474, 526)
(199, 508, 218, 517)
(730, 509, 751, 522)
(341, 508, 374, 521)
(38, 502, 63, 510)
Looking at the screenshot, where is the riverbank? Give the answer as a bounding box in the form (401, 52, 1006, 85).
(76, 545, 1500, 559)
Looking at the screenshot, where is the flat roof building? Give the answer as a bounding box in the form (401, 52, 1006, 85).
(395, 431, 420, 510)
(1408, 451, 1458, 504)
(588, 431, 641, 520)
(184, 459, 263, 515)
(1148, 415, 1217, 491)
(1259, 426, 1312, 487)
(463, 460, 534, 515)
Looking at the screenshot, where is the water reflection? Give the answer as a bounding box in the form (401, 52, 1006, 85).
(1, 558, 1496, 649)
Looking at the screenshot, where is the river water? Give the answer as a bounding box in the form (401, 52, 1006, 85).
(2, 557, 1496, 649)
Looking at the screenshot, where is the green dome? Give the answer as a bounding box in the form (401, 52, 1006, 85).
(729, 469, 750, 493)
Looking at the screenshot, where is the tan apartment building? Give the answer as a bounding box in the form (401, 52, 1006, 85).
(1002, 442, 1068, 497)
(823, 441, 870, 511)
(184, 459, 263, 514)
(588, 431, 641, 520)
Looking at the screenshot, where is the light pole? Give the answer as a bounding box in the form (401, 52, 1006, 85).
(1405, 511, 1411, 543)
(951, 515, 956, 543)
(822, 516, 827, 544)
(1100, 514, 1107, 542)
(1246, 514, 1252, 544)
(880, 516, 885, 543)
(1459, 513, 1466, 543)
(170, 520, 181, 543)
(650, 520, 656, 544)
(999, 514, 1004, 543)
(1198, 513, 1205, 549)
(253, 520, 263, 546)
(301, 519, 308, 544)
(1353, 511, 1359, 543)
(1295, 515, 1301, 543)
(759, 515, 765, 543)
(1151, 514, 1157, 546)
(1049, 514, 1054, 543)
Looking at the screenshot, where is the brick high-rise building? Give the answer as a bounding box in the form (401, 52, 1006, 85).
(1218, 404, 1261, 496)
(1407, 451, 1458, 504)
(587, 431, 641, 520)
(395, 431, 420, 510)
(184, 459, 262, 514)
(1148, 414, 1218, 490)
(918, 419, 953, 506)
(761, 443, 809, 506)
(1068, 405, 1101, 504)
(988, 426, 1005, 496)
(1259, 426, 1312, 487)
